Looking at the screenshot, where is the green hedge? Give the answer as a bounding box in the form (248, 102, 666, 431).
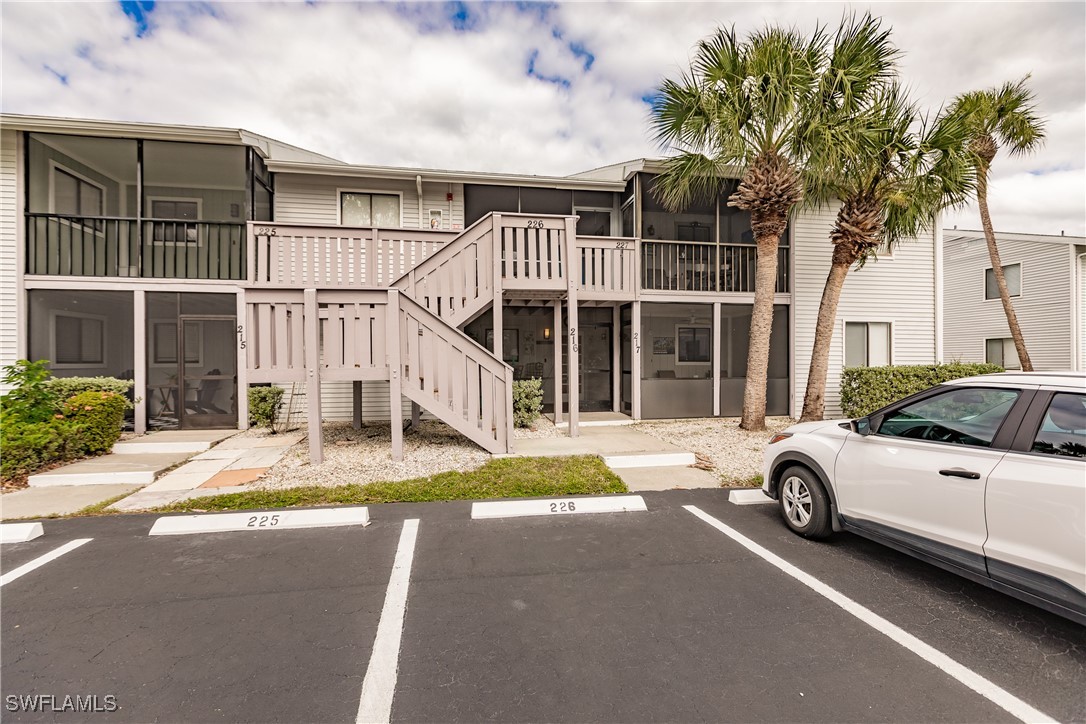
(45, 376, 134, 408)
(248, 386, 284, 430)
(62, 391, 128, 454)
(512, 377, 543, 428)
(0, 419, 82, 481)
(839, 363, 1005, 418)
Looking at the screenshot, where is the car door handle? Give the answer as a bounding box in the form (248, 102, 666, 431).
(939, 468, 981, 480)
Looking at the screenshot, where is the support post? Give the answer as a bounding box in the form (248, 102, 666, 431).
(352, 381, 362, 430)
(236, 290, 249, 430)
(303, 288, 323, 465)
(553, 300, 563, 424)
(411, 401, 421, 428)
(565, 217, 579, 437)
(387, 289, 403, 462)
(632, 300, 642, 420)
(712, 301, 721, 417)
(612, 304, 621, 413)
(133, 290, 147, 435)
(504, 364, 515, 453)
(492, 216, 503, 365)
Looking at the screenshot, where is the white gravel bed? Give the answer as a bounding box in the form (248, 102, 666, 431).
(634, 417, 796, 486)
(256, 421, 489, 489)
(513, 415, 562, 439)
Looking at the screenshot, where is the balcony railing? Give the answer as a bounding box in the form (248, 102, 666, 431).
(641, 240, 789, 294)
(26, 213, 246, 280)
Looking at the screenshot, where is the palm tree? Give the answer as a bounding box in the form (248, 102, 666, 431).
(799, 88, 976, 421)
(949, 78, 1045, 371)
(650, 14, 898, 430)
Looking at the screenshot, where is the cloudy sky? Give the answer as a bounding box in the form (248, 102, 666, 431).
(2, 1, 1083, 235)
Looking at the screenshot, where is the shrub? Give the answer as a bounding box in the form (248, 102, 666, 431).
(248, 386, 284, 431)
(512, 377, 544, 428)
(1, 360, 59, 424)
(62, 391, 127, 454)
(839, 363, 1005, 418)
(45, 376, 135, 409)
(0, 419, 81, 481)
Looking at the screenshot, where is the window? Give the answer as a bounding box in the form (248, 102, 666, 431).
(150, 199, 199, 243)
(845, 322, 891, 367)
(877, 387, 1020, 448)
(341, 192, 400, 227)
(985, 338, 1021, 370)
(677, 326, 711, 363)
(53, 167, 103, 216)
(575, 209, 612, 236)
(1032, 393, 1086, 458)
(985, 263, 1021, 299)
(52, 313, 105, 366)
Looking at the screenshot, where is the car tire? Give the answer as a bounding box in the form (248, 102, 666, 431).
(778, 466, 833, 540)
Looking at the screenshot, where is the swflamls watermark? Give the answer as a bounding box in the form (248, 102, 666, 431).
(5, 694, 118, 713)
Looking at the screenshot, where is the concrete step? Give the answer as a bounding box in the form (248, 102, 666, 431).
(27, 452, 191, 487)
(615, 465, 719, 491)
(602, 451, 696, 469)
(112, 430, 236, 455)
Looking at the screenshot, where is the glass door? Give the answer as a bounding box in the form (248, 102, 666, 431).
(177, 315, 237, 429)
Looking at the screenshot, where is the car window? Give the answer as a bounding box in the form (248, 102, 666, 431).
(876, 387, 1020, 448)
(1032, 393, 1086, 458)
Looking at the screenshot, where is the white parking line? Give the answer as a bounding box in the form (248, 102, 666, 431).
(356, 518, 420, 724)
(0, 539, 93, 587)
(683, 506, 1053, 724)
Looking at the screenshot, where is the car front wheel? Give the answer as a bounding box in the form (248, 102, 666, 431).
(778, 466, 832, 539)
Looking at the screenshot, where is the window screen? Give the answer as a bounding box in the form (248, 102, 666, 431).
(341, 192, 400, 227)
(985, 264, 1021, 299)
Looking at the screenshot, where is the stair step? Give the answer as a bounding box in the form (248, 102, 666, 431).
(602, 451, 696, 469)
(112, 440, 214, 454)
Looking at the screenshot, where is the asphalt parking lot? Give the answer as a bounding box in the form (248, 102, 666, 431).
(2, 490, 1084, 723)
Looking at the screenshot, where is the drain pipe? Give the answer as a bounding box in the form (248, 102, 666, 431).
(416, 175, 424, 228)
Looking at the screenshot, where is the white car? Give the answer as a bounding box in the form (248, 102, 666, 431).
(762, 372, 1086, 625)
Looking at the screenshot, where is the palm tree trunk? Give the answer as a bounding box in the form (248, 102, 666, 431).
(800, 257, 851, 422)
(977, 171, 1033, 371)
(740, 231, 782, 431)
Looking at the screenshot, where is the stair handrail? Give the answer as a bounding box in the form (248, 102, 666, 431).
(391, 212, 497, 291)
(395, 290, 513, 377)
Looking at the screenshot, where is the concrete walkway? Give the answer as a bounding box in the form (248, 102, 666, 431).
(2, 430, 238, 520)
(110, 431, 304, 511)
(510, 426, 720, 491)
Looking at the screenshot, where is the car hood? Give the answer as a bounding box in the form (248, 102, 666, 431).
(784, 419, 853, 438)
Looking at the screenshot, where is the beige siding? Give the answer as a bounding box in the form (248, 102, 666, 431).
(277, 381, 418, 425)
(274, 173, 466, 230)
(943, 236, 1073, 370)
(792, 205, 937, 417)
(0, 129, 18, 389)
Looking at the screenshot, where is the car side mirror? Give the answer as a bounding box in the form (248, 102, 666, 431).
(851, 417, 873, 436)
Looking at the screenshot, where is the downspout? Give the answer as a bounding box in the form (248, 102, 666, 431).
(416, 175, 424, 228)
(934, 217, 943, 364)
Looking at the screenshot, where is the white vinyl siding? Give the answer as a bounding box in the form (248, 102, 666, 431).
(0, 129, 18, 391)
(792, 203, 937, 417)
(1080, 252, 1086, 371)
(944, 235, 1074, 371)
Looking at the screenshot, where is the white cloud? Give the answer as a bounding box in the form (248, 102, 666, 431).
(1, 1, 1083, 233)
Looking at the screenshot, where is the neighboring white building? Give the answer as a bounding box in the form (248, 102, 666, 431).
(0, 114, 942, 458)
(942, 229, 1086, 372)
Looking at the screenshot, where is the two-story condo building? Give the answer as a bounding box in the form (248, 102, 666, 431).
(0, 115, 942, 461)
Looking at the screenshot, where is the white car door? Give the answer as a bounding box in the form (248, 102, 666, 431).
(984, 391, 1086, 609)
(834, 386, 1024, 571)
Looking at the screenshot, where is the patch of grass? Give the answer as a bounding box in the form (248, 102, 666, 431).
(72, 491, 135, 517)
(720, 473, 763, 488)
(155, 455, 626, 513)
